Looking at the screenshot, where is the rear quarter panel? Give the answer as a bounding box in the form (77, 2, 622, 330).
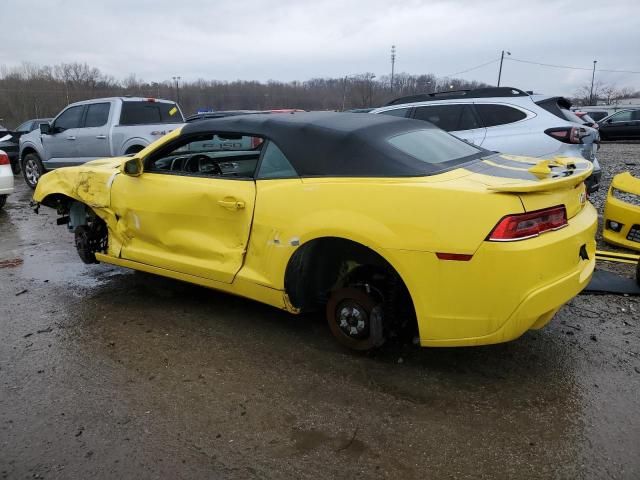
(238, 172, 524, 290)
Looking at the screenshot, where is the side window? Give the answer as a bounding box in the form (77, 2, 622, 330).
(379, 107, 410, 118)
(120, 102, 183, 125)
(84, 103, 111, 128)
(632, 111, 640, 121)
(16, 121, 33, 132)
(257, 141, 297, 179)
(610, 111, 633, 122)
(146, 133, 262, 178)
(475, 104, 527, 128)
(54, 106, 85, 130)
(413, 105, 479, 132)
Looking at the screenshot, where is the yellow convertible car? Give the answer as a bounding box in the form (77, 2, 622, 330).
(33, 112, 597, 350)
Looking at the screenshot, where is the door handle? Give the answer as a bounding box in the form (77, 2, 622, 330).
(95, 135, 107, 139)
(217, 199, 245, 210)
(66, 136, 76, 141)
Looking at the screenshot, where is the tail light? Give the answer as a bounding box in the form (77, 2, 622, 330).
(436, 252, 473, 261)
(0, 151, 9, 165)
(544, 127, 585, 144)
(251, 137, 264, 149)
(487, 205, 568, 241)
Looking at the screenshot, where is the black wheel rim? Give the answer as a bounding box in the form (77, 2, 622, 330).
(335, 300, 370, 339)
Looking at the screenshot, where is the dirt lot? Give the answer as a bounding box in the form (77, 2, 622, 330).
(1, 144, 640, 479)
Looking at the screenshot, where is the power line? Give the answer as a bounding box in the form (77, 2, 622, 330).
(442, 59, 499, 78)
(507, 57, 640, 74)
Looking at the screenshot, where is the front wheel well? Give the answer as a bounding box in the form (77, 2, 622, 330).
(20, 147, 39, 161)
(284, 237, 417, 337)
(39, 193, 76, 212)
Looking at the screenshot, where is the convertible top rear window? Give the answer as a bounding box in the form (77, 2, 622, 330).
(181, 112, 489, 177)
(388, 129, 481, 164)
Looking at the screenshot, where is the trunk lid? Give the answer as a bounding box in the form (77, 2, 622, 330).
(462, 154, 592, 219)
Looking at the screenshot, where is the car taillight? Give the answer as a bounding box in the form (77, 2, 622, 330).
(487, 205, 568, 241)
(251, 137, 264, 149)
(544, 127, 585, 144)
(0, 151, 9, 165)
(436, 252, 473, 261)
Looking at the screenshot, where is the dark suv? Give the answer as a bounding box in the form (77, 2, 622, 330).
(0, 118, 51, 173)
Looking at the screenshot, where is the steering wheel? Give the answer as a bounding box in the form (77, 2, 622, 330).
(183, 154, 222, 175)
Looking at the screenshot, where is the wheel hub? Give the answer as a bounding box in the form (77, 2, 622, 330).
(25, 159, 40, 185)
(337, 301, 369, 338)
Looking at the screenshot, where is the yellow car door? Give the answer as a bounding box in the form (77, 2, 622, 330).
(110, 149, 257, 284)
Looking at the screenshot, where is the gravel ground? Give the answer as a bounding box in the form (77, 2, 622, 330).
(588, 142, 640, 278)
(1, 144, 639, 479)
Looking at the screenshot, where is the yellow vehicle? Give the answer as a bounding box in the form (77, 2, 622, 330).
(33, 112, 597, 350)
(603, 172, 640, 252)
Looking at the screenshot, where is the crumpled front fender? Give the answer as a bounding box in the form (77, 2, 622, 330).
(33, 159, 124, 208)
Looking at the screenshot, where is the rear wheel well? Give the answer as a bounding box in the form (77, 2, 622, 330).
(284, 237, 417, 338)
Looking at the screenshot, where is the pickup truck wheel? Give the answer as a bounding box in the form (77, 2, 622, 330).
(22, 153, 44, 189)
(0, 195, 6, 209)
(326, 287, 385, 351)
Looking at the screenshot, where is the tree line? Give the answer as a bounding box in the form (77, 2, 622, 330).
(0, 62, 490, 128)
(1, 62, 637, 128)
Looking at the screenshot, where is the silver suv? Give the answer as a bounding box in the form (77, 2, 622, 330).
(371, 87, 601, 192)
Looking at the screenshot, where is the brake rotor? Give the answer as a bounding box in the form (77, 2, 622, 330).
(326, 287, 385, 351)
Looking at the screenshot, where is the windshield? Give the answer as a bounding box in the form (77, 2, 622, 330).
(588, 111, 608, 122)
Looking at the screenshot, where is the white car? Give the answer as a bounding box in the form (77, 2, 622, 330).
(371, 87, 601, 192)
(0, 149, 14, 209)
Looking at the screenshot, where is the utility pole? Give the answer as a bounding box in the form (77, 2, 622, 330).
(172, 76, 181, 104)
(589, 60, 597, 105)
(390, 45, 396, 92)
(342, 75, 348, 111)
(497, 50, 510, 87)
(368, 74, 376, 106)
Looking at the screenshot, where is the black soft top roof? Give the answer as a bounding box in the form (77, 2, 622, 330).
(181, 112, 480, 177)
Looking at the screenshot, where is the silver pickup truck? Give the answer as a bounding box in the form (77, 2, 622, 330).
(19, 97, 185, 188)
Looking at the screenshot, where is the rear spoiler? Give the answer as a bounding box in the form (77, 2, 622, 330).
(487, 158, 592, 193)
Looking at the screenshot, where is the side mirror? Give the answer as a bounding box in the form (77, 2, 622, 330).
(122, 157, 143, 176)
(40, 123, 52, 135)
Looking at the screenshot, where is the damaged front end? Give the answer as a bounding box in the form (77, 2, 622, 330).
(32, 160, 125, 263)
(603, 172, 640, 251)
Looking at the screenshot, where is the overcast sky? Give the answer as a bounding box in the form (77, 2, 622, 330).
(3, 0, 639, 96)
